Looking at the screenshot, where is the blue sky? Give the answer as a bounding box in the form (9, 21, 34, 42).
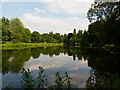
(1, 0, 94, 34)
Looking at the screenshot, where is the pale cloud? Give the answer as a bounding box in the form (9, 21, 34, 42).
(21, 0, 93, 34)
(45, 1, 93, 15)
(2, 0, 94, 33)
(1, 0, 117, 2)
(24, 54, 89, 71)
(1, 0, 41, 2)
(23, 54, 90, 88)
(34, 8, 46, 13)
(40, 0, 93, 2)
(21, 13, 89, 34)
(1, 0, 94, 2)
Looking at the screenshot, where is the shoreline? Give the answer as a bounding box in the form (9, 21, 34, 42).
(0, 43, 63, 49)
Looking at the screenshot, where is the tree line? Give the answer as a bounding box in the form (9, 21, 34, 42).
(0, 17, 87, 45)
(0, 17, 64, 44)
(63, 29, 89, 46)
(64, 1, 120, 47)
(1, 1, 120, 48)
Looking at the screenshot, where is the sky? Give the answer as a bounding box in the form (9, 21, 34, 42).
(0, 0, 94, 34)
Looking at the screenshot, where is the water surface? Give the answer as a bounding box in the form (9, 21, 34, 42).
(2, 47, 120, 88)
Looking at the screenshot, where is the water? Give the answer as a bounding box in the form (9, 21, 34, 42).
(2, 46, 120, 88)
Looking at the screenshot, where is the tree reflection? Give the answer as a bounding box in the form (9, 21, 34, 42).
(31, 48, 41, 59)
(87, 48, 120, 73)
(2, 49, 31, 74)
(85, 48, 120, 88)
(86, 69, 120, 88)
(2, 46, 64, 74)
(60, 46, 87, 61)
(2, 46, 120, 88)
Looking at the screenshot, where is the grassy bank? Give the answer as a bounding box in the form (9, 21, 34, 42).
(0, 43, 63, 49)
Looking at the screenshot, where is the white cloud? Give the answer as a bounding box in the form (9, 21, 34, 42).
(40, 0, 93, 2)
(23, 54, 90, 88)
(21, 13, 89, 34)
(2, 0, 93, 34)
(1, 0, 41, 2)
(45, 1, 93, 15)
(24, 54, 89, 71)
(34, 8, 46, 13)
(1, 0, 94, 2)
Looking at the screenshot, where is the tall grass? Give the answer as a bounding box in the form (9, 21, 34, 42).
(0, 43, 63, 49)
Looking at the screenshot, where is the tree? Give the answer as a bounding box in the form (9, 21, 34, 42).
(63, 34, 68, 45)
(43, 33, 53, 43)
(87, 1, 120, 47)
(73, 28, 76, 36)
(80, 31, 89, 46)
(0, 22, 2, 43)
(10, 18, 25, 42)
(31, 31, 42, 43)
(23, 28, 31, 43)
(48, 32, 56, 43)
(87, 1, 120, 23)
(53, 33, 62, 43)
(1, 17, 11, 43)
(77, 30, 83, 45)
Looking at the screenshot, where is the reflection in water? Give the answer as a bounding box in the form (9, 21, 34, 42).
(2, 47, 89, 74)
(86, 69, 120, 88)
(2, 49, 31, 73)
(85, 48, 120, 88)
(2, 46, 120, 88)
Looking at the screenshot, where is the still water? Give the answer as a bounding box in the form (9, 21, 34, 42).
(2, 46, 120, 88)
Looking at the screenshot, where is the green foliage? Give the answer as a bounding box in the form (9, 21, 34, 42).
(21, 68, 35, 88)
(73, 28, 77, 36)
(80, 31, 89, 46)
(86, 70, 120, 89)
(6, 66, 73, 88)
(42, 32, 63, 43)
(2, 47, 64, 74)
(37, 66, 48, 88)
(11, 33, 23, 43)
(6, 83, 13, 89)
(31, 31, 41, 43)
(1, 43, 63, 49)
(1, 17, 11, 43)
(87, 1, 120, 47)
(54, 72, 73, 88)
(63, 29, 89, 47)
(10, 18, 25, 43)
(23, 28, 31, 43)
(87, 1, 120, 23)
(53, 33, 63, 43)
(1, 17, 64, 44)
(1, 0, 120, 48)
(4, 47, 120, 89)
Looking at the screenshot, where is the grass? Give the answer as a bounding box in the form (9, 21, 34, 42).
(0, 42, 63, 49)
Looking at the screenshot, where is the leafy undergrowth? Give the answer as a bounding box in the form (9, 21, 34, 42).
(5, 66, 73, 89)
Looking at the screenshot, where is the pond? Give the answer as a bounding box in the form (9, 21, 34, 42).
(2, 46, 120, 88)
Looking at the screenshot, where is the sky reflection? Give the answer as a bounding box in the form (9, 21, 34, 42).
(24, 53, 90, 88)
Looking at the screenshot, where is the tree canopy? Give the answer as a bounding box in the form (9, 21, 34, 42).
(87, 1, 120, 47)
(1, 0, 120, 48)
(0, 17, 64, 44)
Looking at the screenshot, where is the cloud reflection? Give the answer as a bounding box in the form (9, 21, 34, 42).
(24, 53, 90, 88)
(24, 54, 89, 71)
